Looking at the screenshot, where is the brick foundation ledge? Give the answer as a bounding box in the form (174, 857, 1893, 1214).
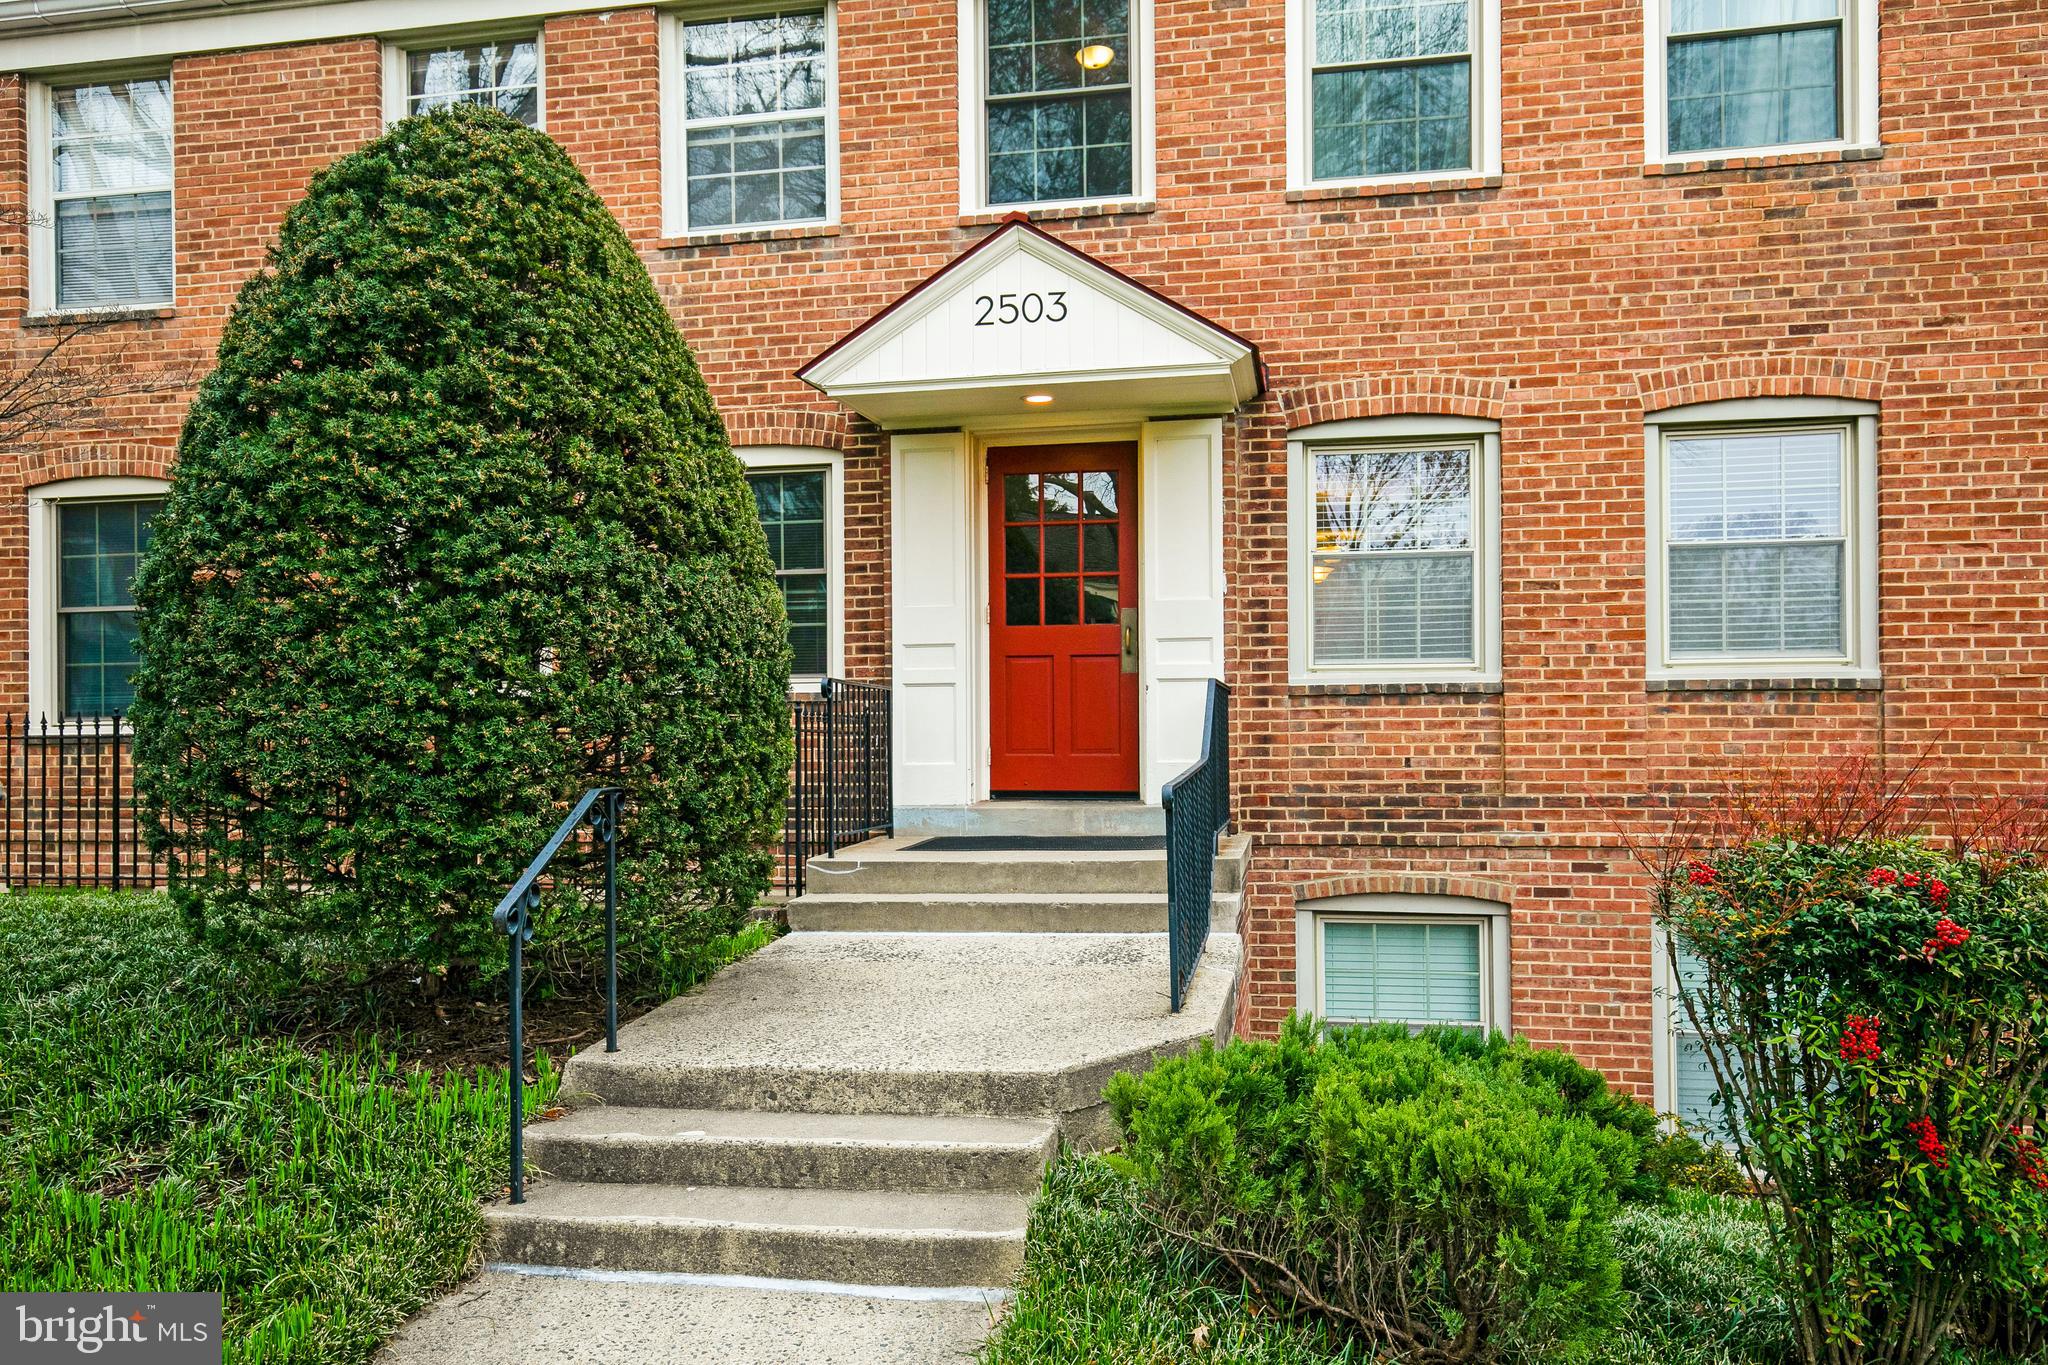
(1285, 174, 1503, 202)
(1645, 676, 1884, 693)
(1290, 680, 1504, 698)
(1643, 145, 1884, 177)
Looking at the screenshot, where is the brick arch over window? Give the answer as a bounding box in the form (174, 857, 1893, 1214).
(1293, 872, 1516, 906)
(18, 442, 175, 489)
(722, 407, 848, 452)
(1278, 374, 1511, 429)
(1636, 354, 1890, 414)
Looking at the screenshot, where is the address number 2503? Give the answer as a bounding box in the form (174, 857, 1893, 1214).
(973, 291, 1069, 326)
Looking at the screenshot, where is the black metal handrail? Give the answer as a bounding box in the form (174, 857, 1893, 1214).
(1162, 679, 1230, 1013)
(784, 678, 892, 896)
(492, 785, 623, 1205)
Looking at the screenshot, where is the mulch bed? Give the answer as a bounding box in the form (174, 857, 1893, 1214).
(278, 985, 670, 1077)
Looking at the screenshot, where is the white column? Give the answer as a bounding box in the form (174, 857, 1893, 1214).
(1138, 417, 1226, 803)
(889, 430, 976, 808)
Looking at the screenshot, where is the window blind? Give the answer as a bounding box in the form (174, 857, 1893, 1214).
(1323, 920, 1484, 1028)
(51, 79, 173, 310)
(1311, 446, 1475, 665)
(1666, 430, 1844, 658)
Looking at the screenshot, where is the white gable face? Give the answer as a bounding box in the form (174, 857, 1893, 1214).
(801, 224, 1258, 428)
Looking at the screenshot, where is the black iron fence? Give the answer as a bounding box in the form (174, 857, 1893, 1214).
(3, 683, 896, 902)
(782, 678, 893, 897)
(0, 714, 162, 890)
(1162, 679, 1230, 1013)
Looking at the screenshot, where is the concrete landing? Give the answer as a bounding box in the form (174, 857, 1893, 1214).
(560, 930, 1240, 1125)
(377, 1269, 996, 1365)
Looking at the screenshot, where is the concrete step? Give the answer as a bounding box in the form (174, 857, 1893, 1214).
(806, 833, 1249, 897)
(896, 800, 1162, 839)
(787, 890, 1240, 934)
(522, 1107, 1056, 1191)
(486, 1183, 1029, 1287)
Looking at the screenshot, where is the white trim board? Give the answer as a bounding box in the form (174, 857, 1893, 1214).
(0, 0, 618, 73)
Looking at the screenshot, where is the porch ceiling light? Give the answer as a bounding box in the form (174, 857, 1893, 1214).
(1076, 43, 1116, 70)
(1023, 392, 1056, 404)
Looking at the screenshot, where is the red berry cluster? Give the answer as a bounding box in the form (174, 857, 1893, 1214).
(1686, 861, 1716, 886)
(1923, 917, 1972, 958)
(1838, 1015, 1882, 1063)
(1926, 878, 1949, 905)
(1906, 1117, 1950, 1169)
(2009, 1128, 2048, 1192)
(1867, 868, 1898, 886)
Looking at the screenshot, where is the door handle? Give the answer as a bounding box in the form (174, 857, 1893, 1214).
(1120, 607, 1139, 674)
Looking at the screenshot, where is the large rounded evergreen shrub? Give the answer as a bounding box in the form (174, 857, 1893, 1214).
(130, 105, 791, 982)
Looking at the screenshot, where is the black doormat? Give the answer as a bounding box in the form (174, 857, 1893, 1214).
(903, 834, 1166, 852)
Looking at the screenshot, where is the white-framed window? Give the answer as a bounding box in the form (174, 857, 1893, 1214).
(957, 0, 1154, 212)
(1296, 894, 1512, 1033)
(25, 75, 174, 314)
(1652, 934, 1748, 1142)
(1287, 0, 1501, 188)
(1644, 0, 1879, 163)
(661, 4, 837, 236)
(27, 477, 170, 720)
(738, 447, 843, 683)
(1644, 397, 1878, 681)
(1287, 415, 1500, 686)
(382, 32, 543, 127)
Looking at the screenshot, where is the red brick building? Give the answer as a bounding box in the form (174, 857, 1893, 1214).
(4, 0, 2044, 1120)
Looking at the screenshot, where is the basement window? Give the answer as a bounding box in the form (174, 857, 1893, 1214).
(1295, 894, 1511, 1033)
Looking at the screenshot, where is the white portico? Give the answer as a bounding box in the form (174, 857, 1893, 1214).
(799, 217, 1260, 810)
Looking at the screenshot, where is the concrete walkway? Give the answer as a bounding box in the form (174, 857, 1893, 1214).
(379, 823, 1245, 1365)
(379, 1268, 997, 1365)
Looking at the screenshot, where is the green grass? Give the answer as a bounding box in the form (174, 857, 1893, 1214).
(0, 889, 770, 1364)
(982, 1155, 1799, 1365)
(982, 1154, 1377, 1365)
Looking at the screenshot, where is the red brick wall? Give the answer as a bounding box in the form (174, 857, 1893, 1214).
(6, 0, 2048, 1096)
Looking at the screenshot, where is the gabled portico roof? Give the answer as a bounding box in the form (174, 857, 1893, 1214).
(798, 216, 1262, 429)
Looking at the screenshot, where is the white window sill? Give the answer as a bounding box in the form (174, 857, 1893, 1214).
(25, 303, 175, 327)
(1644, 143, 1883, 176)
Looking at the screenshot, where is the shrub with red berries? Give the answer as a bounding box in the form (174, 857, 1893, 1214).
(1838, 1015, 1882, 1063)
(1652, 823, 2048, 1365)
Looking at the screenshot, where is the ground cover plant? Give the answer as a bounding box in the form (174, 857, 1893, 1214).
(131, 103, 791, 989)
(0, 888, 770, 1364)
(1646, 765, 2048, 1365)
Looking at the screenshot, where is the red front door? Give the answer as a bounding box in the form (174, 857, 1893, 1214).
(988, 444, 1140, 795)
